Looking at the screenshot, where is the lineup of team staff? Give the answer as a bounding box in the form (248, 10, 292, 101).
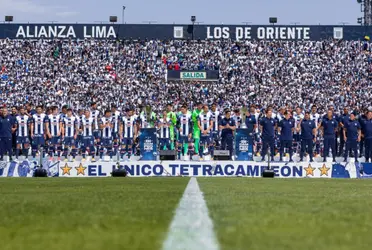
(0, 102, 371, 163)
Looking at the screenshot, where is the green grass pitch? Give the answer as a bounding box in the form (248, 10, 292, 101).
(1, 178, 372, 250)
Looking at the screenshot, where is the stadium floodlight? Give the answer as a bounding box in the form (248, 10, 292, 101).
(5, 16, 13, 22)
(358, 17, 363, 24)
(269, 17, 277, 24)
(122, 6, 126, 24)
(191, 16, 196, 40)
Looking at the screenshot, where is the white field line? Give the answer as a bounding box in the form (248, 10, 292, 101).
(162, 177, 220, 250)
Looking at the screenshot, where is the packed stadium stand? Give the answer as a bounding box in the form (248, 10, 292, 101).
(0, 24, 371, 163)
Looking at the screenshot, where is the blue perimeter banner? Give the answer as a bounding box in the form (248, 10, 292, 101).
(140, 128, 157, 161)
(0, 24, 372, 40)
(1, 160, 370, 178)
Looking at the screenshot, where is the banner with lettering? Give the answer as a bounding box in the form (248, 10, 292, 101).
(235, 129, 253, 161)
(167, 70, 219, 81)
(0, 160, 369, 178)
(140, 128, 157, 160)
(1, 24, 372, 40)
(0, 24, 371, 40)
(54, 161, 358, 178)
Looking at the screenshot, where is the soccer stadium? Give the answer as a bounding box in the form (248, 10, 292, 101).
(1, 0, 372, 249)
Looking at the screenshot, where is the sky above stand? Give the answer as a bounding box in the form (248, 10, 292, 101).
(0, 0, 362, 25)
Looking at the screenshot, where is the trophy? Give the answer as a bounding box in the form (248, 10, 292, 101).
(240, 107, 248, 128)
(145, 105, 153, 128)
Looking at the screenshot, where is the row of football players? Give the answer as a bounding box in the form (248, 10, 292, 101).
(10, 104, 218, 161)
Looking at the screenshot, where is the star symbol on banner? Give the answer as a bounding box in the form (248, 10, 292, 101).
(61, 164, 72, 175)
(318, 164, 330, 176)
(75, 163, 86, 176)
(304, 164, 315, 176)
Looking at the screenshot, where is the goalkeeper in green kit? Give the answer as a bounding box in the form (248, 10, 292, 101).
(192, 102, 203, 156)
(166, 104, 177, 150)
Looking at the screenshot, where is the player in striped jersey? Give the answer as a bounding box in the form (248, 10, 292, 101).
(76, 109, 84, 150)
(61, 108, 78, 161)
(99, 110, 114, 161)
(47, 106, 63, 161)
(111, 105, 121, 157)
(210, 103, 221, 151)
(310, 105, 321, 156)
(232, 109, 242, 128)
(157, 110, 172, 150)
(90, 102, 101, 156)
(198, 105, 213, 159)
(293, 107, 304, 154)
(30, 106, 48, 160)
(119, 108, 137, 160)
(81, 110, 96, 161)
(176, 105, 193, 159)
(310, 105, 321, 128)
(14, 107, 31, 159)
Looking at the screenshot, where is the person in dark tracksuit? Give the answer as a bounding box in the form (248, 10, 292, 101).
(343, 112, 361, 162)
(278, 111, 294, 162)
(361, 111, 372, 162)
(219, 110, 236, 160)
(320, 109, 338, 162)
(338, 107, 350, 157)
(10, 106, 18, 155)
(299, 112, 317, 162)
(260, 109, 277, 161)
(0, 108, 16, 161)
(359, 109, 368, 157)
(244, 109, 257, 151)
(323, 106, 339, 156)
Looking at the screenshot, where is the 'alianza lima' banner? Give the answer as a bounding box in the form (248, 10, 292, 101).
(1, 160, 369, 178)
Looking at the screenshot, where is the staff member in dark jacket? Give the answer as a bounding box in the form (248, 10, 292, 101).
(359, 108, 369, 157)
(244, 109, 257, 147)
(361, 110, 372, 162)
(338, 107, 350, 156)
(0, 108, 16, 161)
(320, 109, 338, 162)
(343, 112, 361, 162)
(278, 111, 294, 162)
(219, 109, 236, 160)
(260, 109, 277, 161)
(299, 111, 317, 162)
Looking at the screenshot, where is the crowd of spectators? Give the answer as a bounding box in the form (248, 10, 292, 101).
(0, 39, 371, 114)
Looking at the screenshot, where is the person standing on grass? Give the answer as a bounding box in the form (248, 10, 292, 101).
(0, 108, 16, 161)
(343, 112, 361, 162)
(278, 111, 294, 162)
(61, 108, 78, 162)
(298, 111, 317, 162)
(219, 109, 236, 160)
(158, 110, 172, 150)
(198, 105, 213, 160)
(176, 105, 193, 159)
(259, 109, 276, 162)
(192, 102, 203, 157)
(361, 110, 372, 162)
(166, 104, 177, 150)
(320, 109, 338, 162)
(14, 106, 31, 160)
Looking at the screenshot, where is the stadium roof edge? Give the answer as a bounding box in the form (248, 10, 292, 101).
(3, 22, 360, 26)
